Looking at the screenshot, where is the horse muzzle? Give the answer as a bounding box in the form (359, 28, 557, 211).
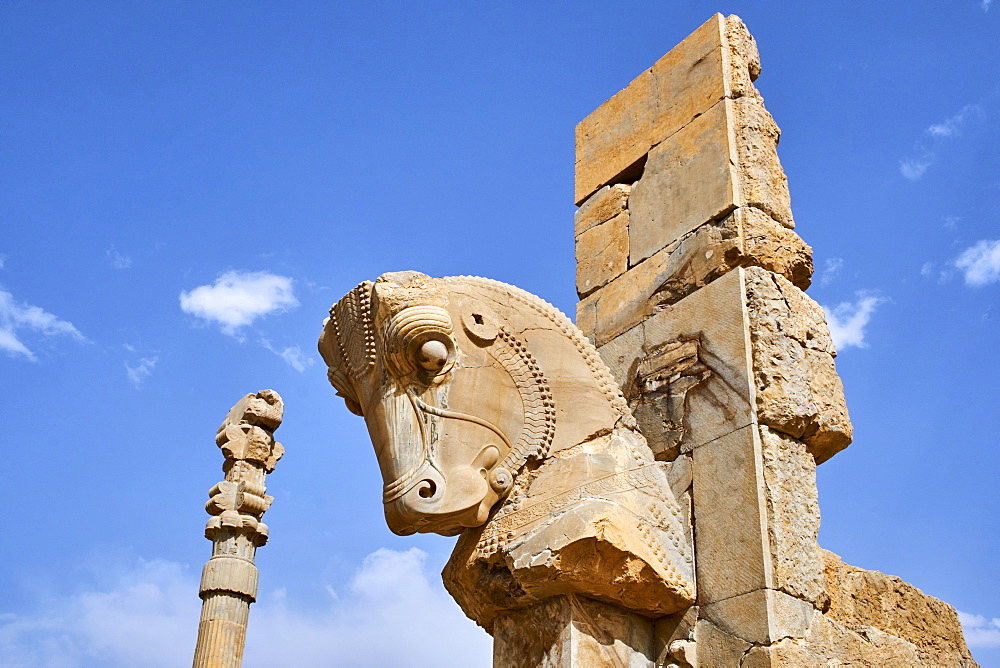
(383, 447, 501, 536)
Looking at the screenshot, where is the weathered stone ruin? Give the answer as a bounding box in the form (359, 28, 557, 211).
(569, 15, 976, 666)
(311, 13, 976, 667)
(193, 390, 285, 668)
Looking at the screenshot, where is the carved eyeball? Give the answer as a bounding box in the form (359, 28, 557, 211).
(409, 332, 455, 376)
(417, 339, 450, 372)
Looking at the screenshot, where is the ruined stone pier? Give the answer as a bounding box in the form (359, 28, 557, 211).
(571, 14, 975, 667)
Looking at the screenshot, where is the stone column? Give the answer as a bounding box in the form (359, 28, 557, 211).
(193, 390, 285, 668)
(493, 596, 655, 668)
(574, 14, 850, 665)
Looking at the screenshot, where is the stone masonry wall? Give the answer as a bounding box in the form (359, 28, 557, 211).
(574, 14, 976, 667)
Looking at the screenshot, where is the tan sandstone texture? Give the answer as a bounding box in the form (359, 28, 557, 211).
(193, 390, 285, 668)
(319, 272, 695, 639)
(314, 12, 978, 668)
(570, 11, 975, 668)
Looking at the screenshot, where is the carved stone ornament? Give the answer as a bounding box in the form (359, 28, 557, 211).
(319, 272, 695, 629)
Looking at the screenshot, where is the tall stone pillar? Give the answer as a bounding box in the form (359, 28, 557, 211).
(575, 13, 846, 665)
(193, 390, 285, 668)
(575, 14, 976, 666)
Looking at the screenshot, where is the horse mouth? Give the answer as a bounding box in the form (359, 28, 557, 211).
(384, 489, 491, 537)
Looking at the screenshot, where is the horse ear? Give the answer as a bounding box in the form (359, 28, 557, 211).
(458, 297, 499, 346)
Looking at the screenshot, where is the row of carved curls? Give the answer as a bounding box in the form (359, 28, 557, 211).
(492, 326, 556, 474)
(329, 280, 377, 379)
(457, 276, 634, 425)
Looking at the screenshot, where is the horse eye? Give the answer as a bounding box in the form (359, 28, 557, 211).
(416, 339, 450, 373)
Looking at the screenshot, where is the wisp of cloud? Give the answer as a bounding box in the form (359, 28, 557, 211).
(0, 548, 491, 667)
(955, 240, 1000, 287)
(899, 105, 983, 181)
(179, 271, 298, 335)
(0, 288, 86, 360)
(823, 293, 885, 350)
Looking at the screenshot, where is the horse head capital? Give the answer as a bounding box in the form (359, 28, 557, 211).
(319, 272, 629, 536)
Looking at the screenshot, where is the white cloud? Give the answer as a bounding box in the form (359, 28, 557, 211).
(245, 548, 491, 666)
(0, 559, 199, 667)
(900, 105, 983, 180)
(179, 271, 298, 335)
(919, 261, 954, 283)
(927, 105, 980, 138)
(261, 339, 315, 372)
(959, 611, 1000, 648)
(981, 0, 992, 12)
(819, 257, 844, 287)
(0, 549, 490, 667)
(0, 288, 86, 361)
(823, 292, 885, 350)
(900, 158, 932, 181)
(107, 247, 132, 269)
(955, 239, 1000, 287)
(125, 356, 158, 387)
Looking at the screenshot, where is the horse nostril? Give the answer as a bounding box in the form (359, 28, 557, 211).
(418, 480, 437, 499)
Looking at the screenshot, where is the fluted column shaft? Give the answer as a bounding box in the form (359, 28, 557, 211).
(193, 390, 284, 668)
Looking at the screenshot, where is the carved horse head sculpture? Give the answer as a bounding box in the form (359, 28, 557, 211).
(320, 271, 695, 627)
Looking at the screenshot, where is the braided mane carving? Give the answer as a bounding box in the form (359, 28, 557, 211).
(493, 325, 555, 473)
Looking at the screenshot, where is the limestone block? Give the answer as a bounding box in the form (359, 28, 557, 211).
(822, 550, 978, 665)
(632, 339, 711, 461)
(653, 606, 697, 667)
(742, 612, 933, 667)
(575, 296, 597, 345)
(635, 214, 742, 309)
(744, 266, 852, 462)
(723, 14, 761, 98)
(691, 425, 769, 604)
(737, 206, 812, 289)
(598, 269, 755, 454)
(627, 99, 738, 266)
(493, 595, 654, 668)
(702, 588, 814, 646)
(575, 14, 761, 204)
(759, 426, 826, 608)
(576, 211, 628, 298)
(575, 184, 630, 237)
(625, 97, 797, 268)
(664, 454, 692, 500)
(578, 242, 672, 346)
(577, 212, 811, 348)
(692, 619, 751, 667)
(732, 94, 793, 229)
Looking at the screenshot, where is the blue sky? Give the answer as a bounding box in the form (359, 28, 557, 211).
(1, 2, 998, 665)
